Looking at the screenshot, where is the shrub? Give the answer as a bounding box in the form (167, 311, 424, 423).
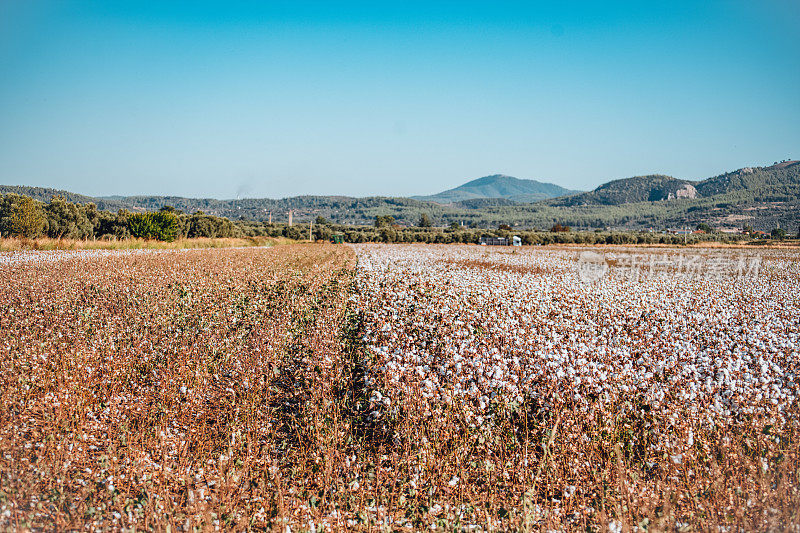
(128, 211, 180, 241)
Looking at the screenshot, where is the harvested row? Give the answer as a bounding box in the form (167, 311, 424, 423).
(0, 244, 371, 530)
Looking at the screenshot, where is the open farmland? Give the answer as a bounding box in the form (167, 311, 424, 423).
(1, 243, 799, 531)
(351, 244, 800, 531)
(0, 245, 362, 530)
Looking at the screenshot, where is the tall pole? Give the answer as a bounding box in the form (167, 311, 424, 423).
(309, 221, 313, 241)
(288, 210, 293, 227)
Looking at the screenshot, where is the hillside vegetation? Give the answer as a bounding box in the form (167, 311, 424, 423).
(550, 175, 696, 206)
(550, 161, 799, 208)
(413, 174, 577, 203)
(2, 160, 797, 231)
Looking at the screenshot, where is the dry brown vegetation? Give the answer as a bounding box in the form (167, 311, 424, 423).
(439, 256, 549, 276)
(1, 243, 798, 531)
(0, 236, 281, 252)
(0, 244, 364, 530)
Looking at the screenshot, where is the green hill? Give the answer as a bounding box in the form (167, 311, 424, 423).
(547, 161, 799, 208)
(695, 160, 800, 197)
(0, 185, 129, 211)
(453, 197, 520, 209)
(549, 175, 697, 206)
(413, 174, 577, 204)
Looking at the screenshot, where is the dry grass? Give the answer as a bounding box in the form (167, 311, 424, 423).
(0, 236, 285, 252)
(1, 243, 798, 531)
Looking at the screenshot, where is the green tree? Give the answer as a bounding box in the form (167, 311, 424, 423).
(84, 203, 100, 233)
(313, 224, 332, 241)
(374, 214, 395, 228)
(418, 213, 432, 228)
(185, 212, 240, 238)
(282, 225, 305, 240)
(128, 211, 179, 241)
(696, 223, 712, 233)
(379, 227, 398, 242)
(10, 196, 46, 238)
(95, 210, 131, 239)
(45, 196, 93, 239)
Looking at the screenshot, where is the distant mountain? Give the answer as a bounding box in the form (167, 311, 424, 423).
(695, 160, 800, 197)
(413, 174, 578, 204)
(0, 185, 129, 211)
(2, 159, 798, 231)
(547, 161, 800, 208)
(549, 175, 698, 207)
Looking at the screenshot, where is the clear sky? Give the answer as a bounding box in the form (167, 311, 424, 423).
(1, 1, 798, 199)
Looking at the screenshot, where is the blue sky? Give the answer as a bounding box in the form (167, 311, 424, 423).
(1, 1, 798, 199)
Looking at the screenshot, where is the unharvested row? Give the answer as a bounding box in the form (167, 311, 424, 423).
(349, 244, 800, 530)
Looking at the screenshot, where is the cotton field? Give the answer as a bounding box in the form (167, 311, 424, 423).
(1, 243, 798, 531)
(353, 245, 798, 422)
(349, 244, 799, 530)
(0, 245, 361, 531)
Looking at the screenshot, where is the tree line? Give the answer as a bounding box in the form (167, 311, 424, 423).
(309, 215, 755, 245)
(0, 192, 788, 246)
(0, 194, 249, 241)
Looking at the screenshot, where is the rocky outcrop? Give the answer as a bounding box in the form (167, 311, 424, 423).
(667, 183, 697, 200)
